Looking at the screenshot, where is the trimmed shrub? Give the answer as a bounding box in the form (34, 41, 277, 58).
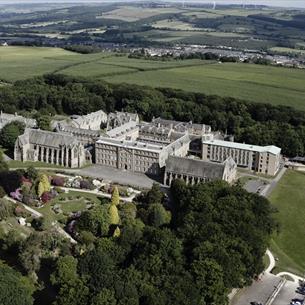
(51, 176, 65, 187)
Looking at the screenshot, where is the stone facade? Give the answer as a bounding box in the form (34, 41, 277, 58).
(164, 156, 236, 186)
(11, 110, 281, 181)
(106, 111, 139, 131)
(105, 120, 139, 141)
(151, 117, 211, 136)
(56, 124, 101, 146)
(202, 138, 281, 176)
(138, 123, 172, 145)
(95, 138, 164, 175)
(14, 129, 86, 168)
(70, 110, 107, 130)
(0, 111, 36, 129)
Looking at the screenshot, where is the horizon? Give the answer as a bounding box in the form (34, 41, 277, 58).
(0, 0, 304, 9)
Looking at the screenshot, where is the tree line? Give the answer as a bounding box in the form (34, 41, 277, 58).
(0, 73, 304, 156)
(48, 180, 276, 305)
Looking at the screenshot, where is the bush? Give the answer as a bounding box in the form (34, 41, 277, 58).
(0, 186, 5, 198)
(51, 176, 65, 187)
(31, 217, 48, 231)
(10, 188, 22, 202)
(54, 187, 64, 194)
(0, 171, 22, 194)
(22, 194, 35, 206)
(80, 180, 94, 190)
(41, 192, 52, 203)
(0, 199, 14, 220)
(14, 206, 27, 218)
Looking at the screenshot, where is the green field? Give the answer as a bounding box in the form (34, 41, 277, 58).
(152, 19, 199, 31)
(1, 46, 305, 110)
(104, 63, 305, 111)
(0, 46, 77, 82)
(269, 47, 305, 56)
(100, 6, 182, 22)
(269, 170, 305, 276)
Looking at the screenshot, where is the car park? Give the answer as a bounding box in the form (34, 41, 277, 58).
(296, 287, 305, 295)
(291, 301, 303, 305)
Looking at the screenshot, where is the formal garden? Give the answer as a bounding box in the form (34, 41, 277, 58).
(0, 161, 143, 244)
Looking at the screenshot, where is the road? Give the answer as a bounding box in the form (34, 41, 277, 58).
(5, 196, 78, 244)
(261, 167, 286, 197)
(61, 186, 138, 203)
(10, 165, 157, 189)
(231, 273, 283, 305)
(5, 196, 42, 218)
(265, 249, 276, 274)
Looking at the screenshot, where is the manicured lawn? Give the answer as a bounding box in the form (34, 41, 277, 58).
(269, 170, 305, 276)
(33, 190, 105, 227)
(8, 160, 64, 169)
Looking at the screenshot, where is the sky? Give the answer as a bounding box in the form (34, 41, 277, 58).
(0, 0, 304, 8)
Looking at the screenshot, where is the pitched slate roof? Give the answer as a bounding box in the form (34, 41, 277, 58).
(202, 139, 281, 155)
(57, 125, 101, 137)
(165, 156, 226, 179)
(18, 129, 79, 148)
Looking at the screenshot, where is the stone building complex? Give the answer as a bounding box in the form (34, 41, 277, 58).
(0, 111, 36, 130)
(202, 138, 281, 176)
(164, 156, 236, 186)
(12, 109, 281, 184)
(14, 129, 86, 168)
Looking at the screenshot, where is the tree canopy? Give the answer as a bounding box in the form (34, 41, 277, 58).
(0, 261, 34, 305)
(0, 74, 304, 156)
(0, 121, 25, 153)
(52, 180, 276, 305)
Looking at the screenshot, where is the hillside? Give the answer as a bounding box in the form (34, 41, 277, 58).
(0, 46, 305, 111)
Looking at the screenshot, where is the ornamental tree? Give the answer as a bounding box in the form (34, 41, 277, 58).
(37, 174, 50, 197)
(111, 186, 120, 206)
(109, 204, 120, 225)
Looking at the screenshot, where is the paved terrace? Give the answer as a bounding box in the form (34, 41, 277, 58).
(70, 165, 157, 189)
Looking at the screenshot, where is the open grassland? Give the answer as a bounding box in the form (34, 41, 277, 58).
(100, 6, 182, 22)
(182, 7, 276, 18)
(269, 170, 305, 276)
(0, 46, 305, 111)
(0, 46, 123, 81)
(152, 19, 199, 31)
(0, 46, 77, 82)
(104, 62, 305, 111)
(269, 47, 305, 56)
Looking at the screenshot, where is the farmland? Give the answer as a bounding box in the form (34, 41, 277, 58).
(1, 3, 305, 50)
(0, 46, 305, 110)
(269, 170, 305, 276)
(103, 61, 305, 111)
(0, 46, 77, 82)
(100, 6, 182, 22)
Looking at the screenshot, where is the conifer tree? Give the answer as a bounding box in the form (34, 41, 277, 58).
(111, 186, 120, 206)
(109, 204, 120, 225)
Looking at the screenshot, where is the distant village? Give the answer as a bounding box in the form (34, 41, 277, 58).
(130, 45, 305, 68)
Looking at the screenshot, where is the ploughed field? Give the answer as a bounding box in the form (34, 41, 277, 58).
(1, 46, 305, 111)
